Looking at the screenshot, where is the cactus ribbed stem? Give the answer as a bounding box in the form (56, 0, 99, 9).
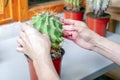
(65, 0, 81, 11)
(32, 12, 63, 49)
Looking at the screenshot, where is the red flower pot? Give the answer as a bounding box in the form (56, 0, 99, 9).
(28, 59, 38, 80)
(86, 12, 110, 36)
(26, 48, 65, 80)
(27, 57, 62, 80)
(64, 7, 85, 21)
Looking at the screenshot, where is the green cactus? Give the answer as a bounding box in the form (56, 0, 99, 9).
(87, 0, 110, 17)
(31, 12, 63, 49)
(65, 0, 82, 11)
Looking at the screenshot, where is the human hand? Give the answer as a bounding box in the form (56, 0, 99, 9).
(62, 19, 96, 50)
(17, 23, 51, 60)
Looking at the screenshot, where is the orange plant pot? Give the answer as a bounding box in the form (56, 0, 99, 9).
(86, 13, 110, 36)
(27, 57, 62, 80)
(64, 8, 85, 21)
(28, 59, 38, 80)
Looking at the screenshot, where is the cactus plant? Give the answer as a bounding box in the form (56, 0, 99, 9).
(86, 0, 110, 36)
(64, 0, 85, 20)
(87, 0, 110, 17)
(31, 11, 63, 59)
(27, 12, 64, 80)
(65, 0, 82, 11)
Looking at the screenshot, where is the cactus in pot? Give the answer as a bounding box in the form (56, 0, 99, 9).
(65, 0, 82, 11)
(64, 0, 85, 20)
(31, 11, 64, 59)
(27, 11, 65, 80)
(87, 0, 110, 17)
(86, 0, 110, 37)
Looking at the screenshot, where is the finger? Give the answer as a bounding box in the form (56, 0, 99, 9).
(43, 34, 49, 39)
(25, 22, 32, 25)
(19, 30, 33, 50)
(16, 47, 24, 53)
(42, 34, 51, 45)
(18, 44, 23, 47)
(59, 18, 64, 23)
(21, 23, 29, 32)
(62, 19, 79, 25)
(63, 25, 78, 31)
(19, 31, 27, 44)
(24, 26, 40, 36)
(63, 24, 87, 34)
(21, 23, 34, 32)
(17, 37, 24, 47)
(21, 23, 42, 39)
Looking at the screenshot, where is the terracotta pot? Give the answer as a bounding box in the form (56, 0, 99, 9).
(26, 48, 65, 80)
(27, 57, 62, 80)
(28, 59, 38, 80)
(64, 7, 85, 21)
(86, 12, 110, 36)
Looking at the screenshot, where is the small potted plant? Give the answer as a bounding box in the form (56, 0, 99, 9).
(86, 0, 110, 36)
(26, 11, 65, 80)
(64, 0, 85, 20)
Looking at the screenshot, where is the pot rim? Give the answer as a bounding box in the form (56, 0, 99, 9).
(86, 12, 111, 19)
(25, 47, 65, 60)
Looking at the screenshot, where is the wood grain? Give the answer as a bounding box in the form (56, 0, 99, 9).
(0, 0, 4, 14)
(28, 0, 64, 20)
(0, 0, 13, 25)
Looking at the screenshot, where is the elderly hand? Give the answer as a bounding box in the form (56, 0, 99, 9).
(17, 23, 51, 60)
(62, 19, 96, 50)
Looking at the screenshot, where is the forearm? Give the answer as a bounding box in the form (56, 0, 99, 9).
(33, 54, 60, 80)
(91, 34, 120, 65)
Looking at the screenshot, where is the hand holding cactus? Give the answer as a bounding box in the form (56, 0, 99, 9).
(17, 23, 51, 60)
(32, 12, 63, 49)
(32, 11, 64, 59)
(62, 19, 95, 50)
(17, 12, 64, 80)
(17, 23, 60, 80)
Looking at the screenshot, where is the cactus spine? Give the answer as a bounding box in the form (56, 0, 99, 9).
(31, 12, 63, 50)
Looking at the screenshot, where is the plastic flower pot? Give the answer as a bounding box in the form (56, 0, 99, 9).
(64, 7, 85, 21)
(26, 48, 65, 80)
(86, 12, 110, 36)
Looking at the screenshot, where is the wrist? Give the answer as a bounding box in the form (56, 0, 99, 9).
(32, 49, 51, 61)
(89, 33, 104, 51)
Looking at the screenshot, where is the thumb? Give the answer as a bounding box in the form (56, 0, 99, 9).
(63, 24, 81, 32)
(62, 19, 78, 25)
(63, 25, 75, 31)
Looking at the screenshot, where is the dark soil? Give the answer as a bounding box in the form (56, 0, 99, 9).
(86, 12, 110, 19)
(64, 6, 85, 12)
(25, 48, 65, 60)
(51, 48, 65, 60)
